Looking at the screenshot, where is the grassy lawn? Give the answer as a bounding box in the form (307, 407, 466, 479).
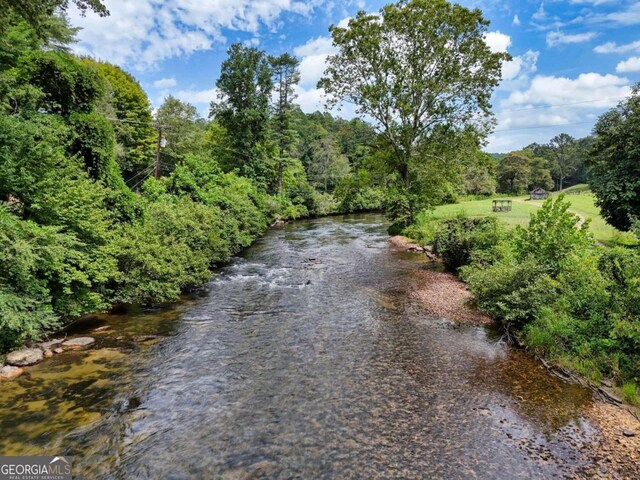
(429, 186, 638, 246)
(428, 198, 539, 228)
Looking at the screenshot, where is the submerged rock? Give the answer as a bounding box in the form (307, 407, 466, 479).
(62, 337, 96, 350)
(93, 326, 111, 332)
(43, 350, 54, 358)
(53, 348, 64, 354)
(0, 365, 24, 381)
(132, 335, 159, 343)
(5, 348, 44, 366)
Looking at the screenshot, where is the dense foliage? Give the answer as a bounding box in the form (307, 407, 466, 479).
(0, 9, 390, 351)
(587, 85, 640, 232)
(320, 0, 508, 229)
(407, 196, 640, 399)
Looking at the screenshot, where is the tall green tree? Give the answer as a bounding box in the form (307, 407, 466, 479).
(319, 0, 508, 216)
(82, 59, 156, 176)
(588, 85, 640, 231)
(270, 53, 300, 195)
(308, 136, 351, 192)
(497, 152, 530, 194)
(548, 133, 577, 191)
(211, 43, 273, 185)
(0, 0, 107, 39)
(156, 95, 206, 173)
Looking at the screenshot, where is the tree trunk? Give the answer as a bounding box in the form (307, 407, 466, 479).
(277, 162, 283, 195)
(400, 162, 410, 189)
(277, 147, 284, 195)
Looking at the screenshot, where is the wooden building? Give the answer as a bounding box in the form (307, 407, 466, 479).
(530, 187, 549, 200)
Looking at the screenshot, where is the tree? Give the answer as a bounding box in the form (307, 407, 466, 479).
(497, 152, 530, 194)
(0, 0, 108, 40)
(308, 136, 351, 192)
(211, 43, 273, 185)
(588, 85, 640, 231)
(82, 59, 156, 175)
(270, 53, 300, 195)
(464, 152, 497, 196)
(548, 133, 577, 191)
(156, 95, 206, 173)
(528, 155, 554, 191)
(319, 0, 508, 208)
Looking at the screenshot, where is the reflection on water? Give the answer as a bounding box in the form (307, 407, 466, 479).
(0, 214, 599, 478)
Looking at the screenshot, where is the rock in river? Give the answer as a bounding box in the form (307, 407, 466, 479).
(5, 348, 43, 366)
(38, 338, 64, 350)
(0, 365, 24, 381)
(62, 337, 95, 350)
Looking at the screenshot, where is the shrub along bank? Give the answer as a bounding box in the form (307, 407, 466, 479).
(405, 195, 640, 405)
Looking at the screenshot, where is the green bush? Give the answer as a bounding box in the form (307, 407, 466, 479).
(433, 215, 505, 271)
(514, 195, 592, 275)
(461, 257, 557, 329)
(110, 197, 233, 304)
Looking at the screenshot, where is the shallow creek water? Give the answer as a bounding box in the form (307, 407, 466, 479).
(0, 214, 602, 478)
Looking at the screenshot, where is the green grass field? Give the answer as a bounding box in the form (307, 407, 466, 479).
(429, 185, 638, 246)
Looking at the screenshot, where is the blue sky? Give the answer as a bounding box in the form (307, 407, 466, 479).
(69, 0, 640, 152)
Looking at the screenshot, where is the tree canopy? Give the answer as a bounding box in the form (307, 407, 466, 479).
(588, 84, 640, 231)
(319, 0, 508, 200)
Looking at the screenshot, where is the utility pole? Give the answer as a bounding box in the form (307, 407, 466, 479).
(154, 126, 163, 179)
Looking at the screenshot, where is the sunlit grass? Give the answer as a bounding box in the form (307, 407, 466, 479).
(428, 186, 638, 246)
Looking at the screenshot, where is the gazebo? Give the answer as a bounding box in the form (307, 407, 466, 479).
(492, 199, 512, 212)
(530, 187, 549, 200)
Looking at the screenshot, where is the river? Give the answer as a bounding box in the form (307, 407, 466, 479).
(0, 214, 603, 478)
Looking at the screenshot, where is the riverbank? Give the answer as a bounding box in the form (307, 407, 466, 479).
(1, 215, 638, 476)
(391, 234, 640, 478)
(388, 236, 492, 325)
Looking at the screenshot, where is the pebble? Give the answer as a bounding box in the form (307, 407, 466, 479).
(622, 430, 636, 437)
(53, 348, 64, 354)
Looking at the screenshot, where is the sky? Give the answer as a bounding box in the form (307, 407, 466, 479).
(68, 0, 640, 152)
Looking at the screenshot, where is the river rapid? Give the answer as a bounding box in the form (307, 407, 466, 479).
(0, 214, 604, 478)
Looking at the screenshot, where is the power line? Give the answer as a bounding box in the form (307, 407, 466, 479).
(129, 165, 156, 190)
(125, 162, 156, 186)
(491, 120, 595, 133)
(492, 96, 628, 114)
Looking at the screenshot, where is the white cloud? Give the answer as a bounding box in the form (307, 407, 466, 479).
(616, 56, 640, 73)
(244, 37, 261, 47)
(69, 0, 327, 70)
(569, 0, 615, 5)
(504, 72, 630, 108)
(488, 72, 631, 151)
(293, 36, 335, 57)
(153, 77, 177, 89)
(533, 2, 547, 21)
(175, 88, 219, 106)
(502, 50, 539, 81)
(546, 31, 597, 47)
(484, 31, 511, 53)
(512, 14, 521, 26)
(294, 36, 336, 86)
(594, 39, 640, 54)
(582, 2, 640, 26)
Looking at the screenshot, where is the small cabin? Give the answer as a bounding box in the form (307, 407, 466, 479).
(530, 187, 549, 200)
(492, 199, 512, 212)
